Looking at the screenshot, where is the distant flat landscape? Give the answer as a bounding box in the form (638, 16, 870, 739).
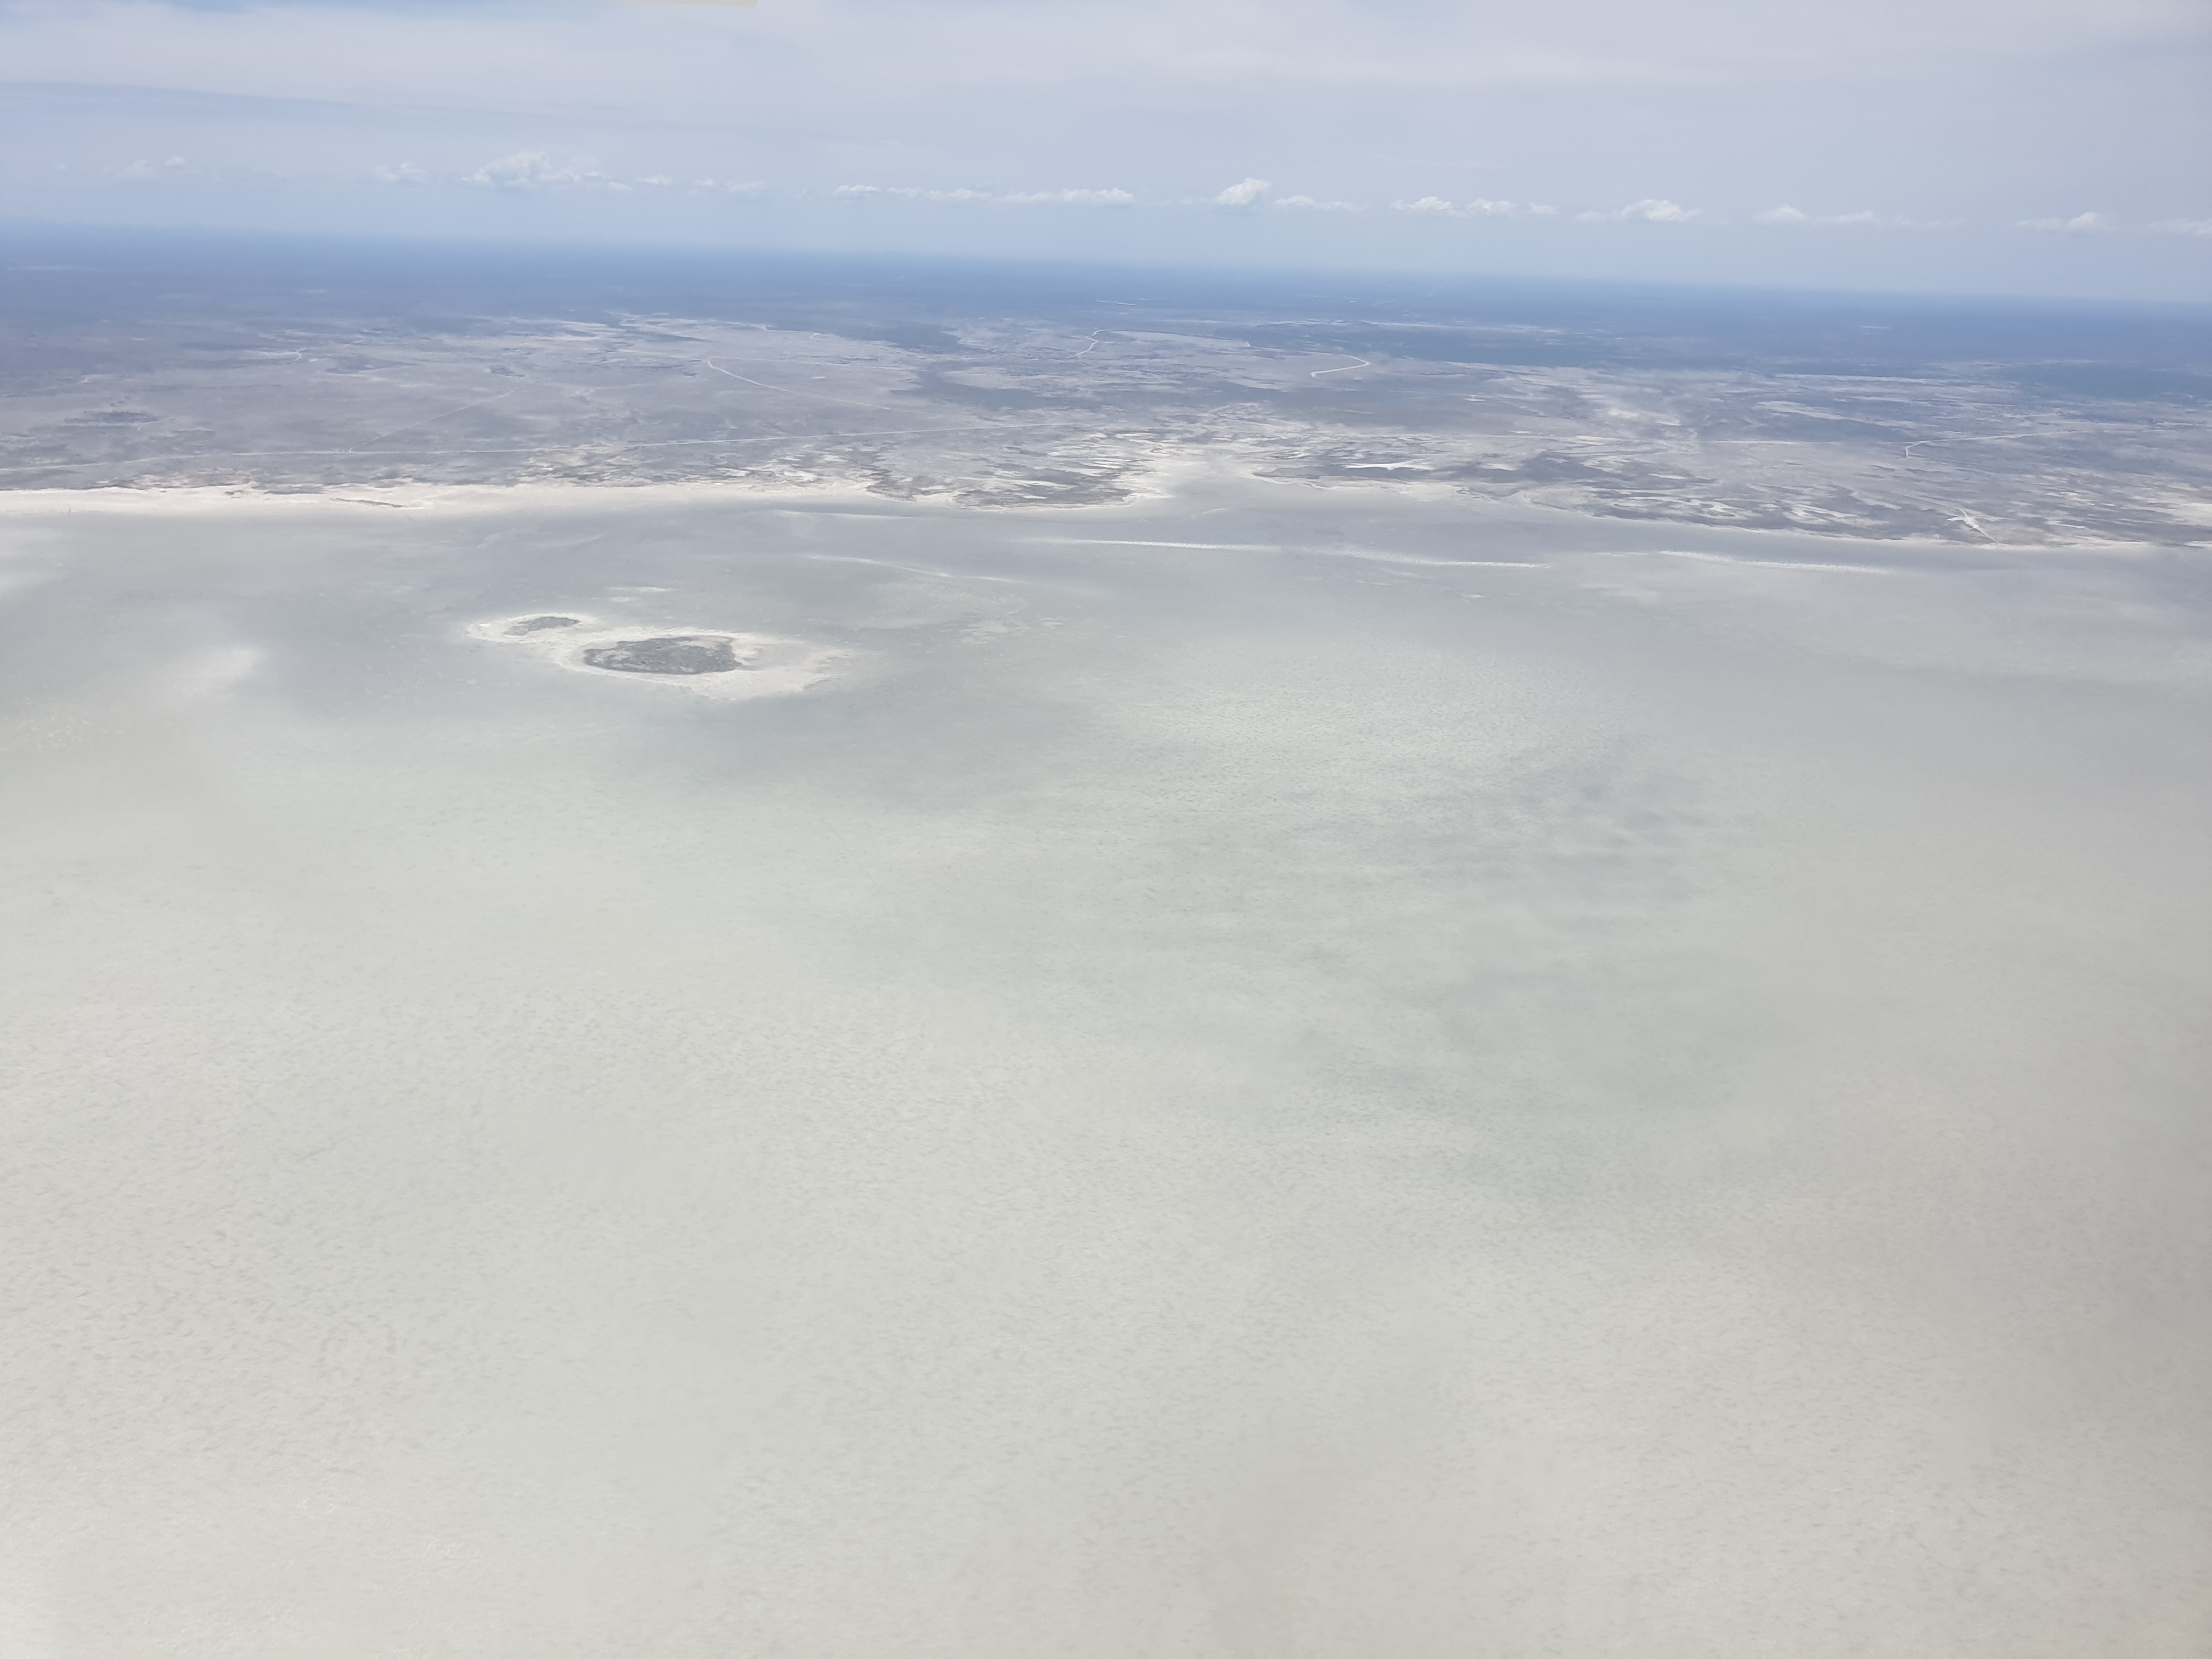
(6, 231, 2209, 545)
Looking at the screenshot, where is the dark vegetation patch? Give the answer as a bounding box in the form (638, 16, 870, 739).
(580, 635, 743, 675)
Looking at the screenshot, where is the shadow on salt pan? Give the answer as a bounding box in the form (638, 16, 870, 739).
(470, 613, 844, 699)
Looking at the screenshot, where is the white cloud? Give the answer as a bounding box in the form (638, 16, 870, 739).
(1273, 195, 1363, 211)
(468, 152, 608, 190)
(2016, 211, 2113, 232)
(1003, 187, 1137, 206)
(1390, 196, 1554, 219)
(2149, 217, 2212, 237)
(1756, 205, 1894, 227)
(837, 185, 984, 201)
(1214, 177, 1271, 207)
(371, 162, 427, 185)
(115, 155, 189, 181)
(1578, 198, 1700, 222)
(835, 184, 1134, 207)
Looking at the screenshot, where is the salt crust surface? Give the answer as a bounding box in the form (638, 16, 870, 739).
(1, 477, 2207, 1658)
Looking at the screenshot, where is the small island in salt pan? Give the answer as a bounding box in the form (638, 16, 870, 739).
(473, 612, 844, 697)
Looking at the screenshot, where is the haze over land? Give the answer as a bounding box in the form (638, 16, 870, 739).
(1, 233, 2208, 1654)
(8, 235, 2211, 544)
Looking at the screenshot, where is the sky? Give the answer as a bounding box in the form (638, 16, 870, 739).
(1, 0, 2208, 300)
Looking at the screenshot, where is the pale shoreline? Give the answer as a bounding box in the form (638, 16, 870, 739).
(0, 474, 2183, 560)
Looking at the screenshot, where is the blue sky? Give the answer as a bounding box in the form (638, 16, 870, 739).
(2, 0, 2207, 299)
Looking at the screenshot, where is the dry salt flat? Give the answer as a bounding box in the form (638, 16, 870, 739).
(1, 472, 2208, 1658)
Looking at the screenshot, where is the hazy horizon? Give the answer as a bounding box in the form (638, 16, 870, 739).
(1, 0, 2207, 303)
